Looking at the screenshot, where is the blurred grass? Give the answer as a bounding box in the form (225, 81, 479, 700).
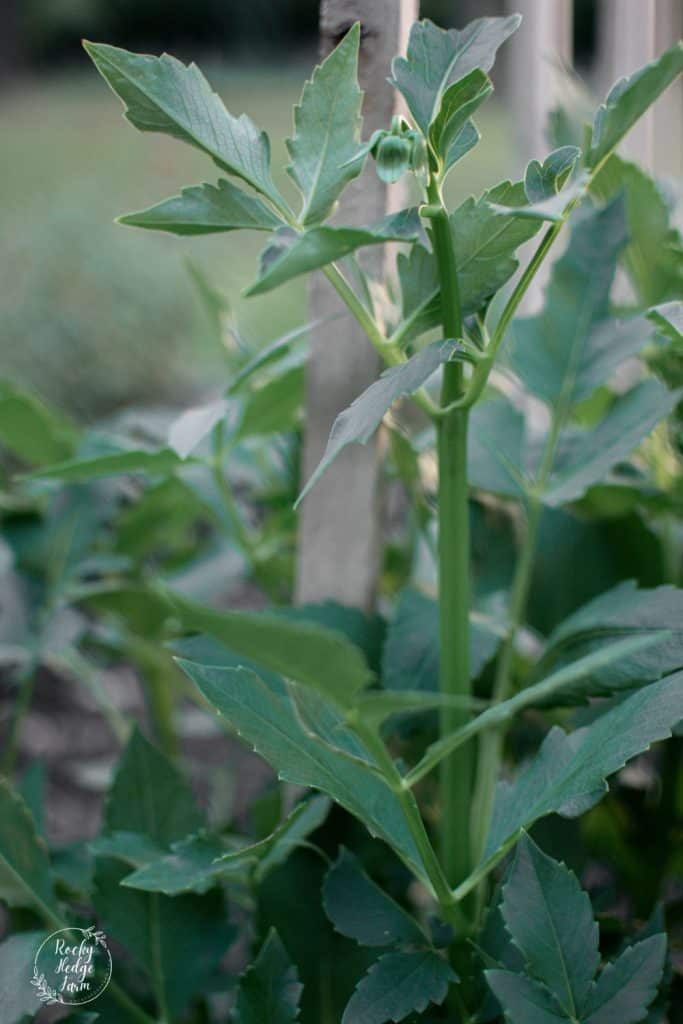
(0, 61, 512, 420)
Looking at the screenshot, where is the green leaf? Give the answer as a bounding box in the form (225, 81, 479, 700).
(508, 197, 636, 407)
(525, 147, 581, 202)
(0, 781, 59, 920)
(124, 795, 331, 894)
(246, 209, 421, 296)
(237, 366, 304, 440)
(234, 929, 302, 1024)
(443, 119, 480, 174)
(395, 183, 541, 342)
(468, 391, 526, 498)
(83, 41, 283, 205)
(501, 835, 599, 1018)
(103, 727, 203, 845)
(543, 379, 682, 506)
(287, 23, 363, 226)
(453, 181, 541, 315)
(27, 443, 185, 482)
(94, 730, 231, 1017)
(119, 178, 282, 235)
(382, 587, 502, 693)
(649, 300, 683, 341)
(489, 148, 584, 223)
(228, 320, 315, 394)
(0, 379, 78, 465)
(167, 398, 229, 458)
(93, 857, 233, 1019)
(297, 340, 460, 504)
(584, 935, 667, 1024)
(120, 833, 232, 894)
(429, 69, 493, 165)
(323, 848, 425, 948)
(341, 950, 456, 1024)
(485, 971, 567, 1024)
(538, 581, 683, 698)
(481, 671, 683, 867)
(168, 590, 372, 706)
(391, 15, 521, 134)
(591, 156, 683, 305)
(178, 663, 426, 882)
(587, 42, 683, 168)
(0, 930, 47, 1024)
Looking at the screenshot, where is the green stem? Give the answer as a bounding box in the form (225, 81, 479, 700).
(426, 180, 473, 892)
(322, 263, 440, 419)
(470, 495, 542, 869)
(354, 722, 468, 934)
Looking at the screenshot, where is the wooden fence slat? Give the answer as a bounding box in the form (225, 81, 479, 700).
(598, 0, 682, 175)
(507, 0, 574, 165)
(295, 0, 417, 611)
(507, 0, 574, 311)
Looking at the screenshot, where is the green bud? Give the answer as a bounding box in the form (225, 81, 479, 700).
(375, 134, 413, 183)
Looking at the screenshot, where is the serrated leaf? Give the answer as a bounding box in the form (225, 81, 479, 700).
(649, 301, 683, 341)
(0, 379, 78, 465)
(591, 156, 683, 305)
(490, 148, 584, 223)
(83, 42, 283, 205)
(0, 930, 47, 1024)
(502, 835, 599, 1017)
(468, 391, 526, 498)
(246, 209, 421, 296)
(0, 781, 59, 920)
(168, 590, 372, 706)
(178, 663, 426, 882)
(481, 672, 683, 867)
(508, 197, 637, 406)
(120, 834, 232, 895)
(444, 119, 480, 173)
(124, 795, 330, 894)
(228, 320, 315, 394)
(167, 398, 229, 458)
(287, 24, 363, 226)
(453, 181, 541, 314)
(429, 69, 492, 165)
(27, 444, 185, 482)
(584, 935, 667, 1024)
(237, 366, 303, 440)
(341, 950, 456, 1024)
(587, 42, 683, 168)
(119, 178, 282, 235)
(543, 379, 682, 506)
(93, 857, 233, 1018)
(538, 581, 683, 698)
(399, 182, 542, 342)
(382, 587, 502, 693)
(525, 147, 581, 203)
(323, 848, 425, 948)
(485, 970, 567, 1024)
(391, 15, 521, 134)
(104, 728, 203, 844)
(90, 831, 167, 868)
(297, 340, 460, 504)
(234, 929, 302, 1024)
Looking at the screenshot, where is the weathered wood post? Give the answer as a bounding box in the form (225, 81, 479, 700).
(296, 0, 417, 611)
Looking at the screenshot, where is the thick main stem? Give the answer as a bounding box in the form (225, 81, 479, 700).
(427, 184, 472, 892)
